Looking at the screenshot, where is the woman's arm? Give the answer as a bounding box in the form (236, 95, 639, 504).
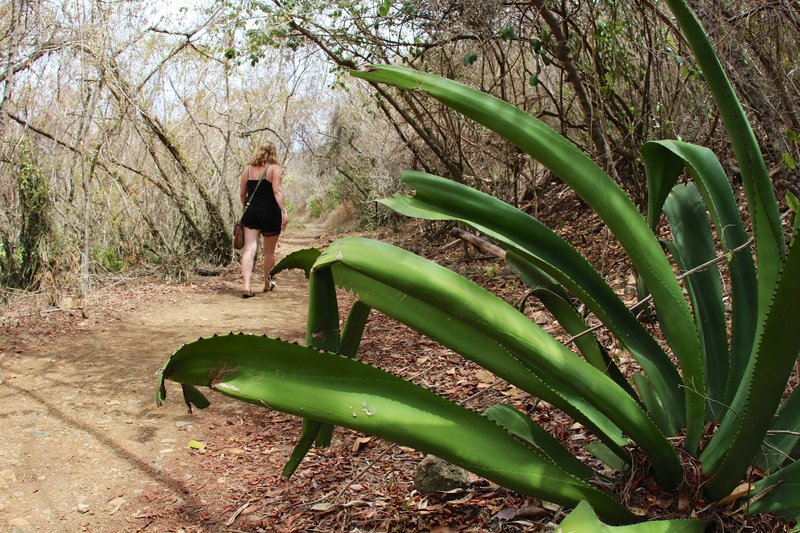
(271, 166, 289, 229)
(239, 166, 249, 206)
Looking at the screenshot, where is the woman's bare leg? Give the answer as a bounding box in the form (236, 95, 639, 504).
(262, 234, 280, 290)
(241, 227, 261, 294)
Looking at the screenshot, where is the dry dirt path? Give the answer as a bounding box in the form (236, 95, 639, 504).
(0, 222, 331, 533)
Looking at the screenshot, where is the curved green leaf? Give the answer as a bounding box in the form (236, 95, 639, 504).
(318, 245, 630, 458)
(318, 237, 682, 487)
(271, 247, 321, 279)
(665, 2, 785, 305)
(664, 183, 728, 410)
(285, 267, 341, 476)
(484, 403, 597, 482)
(642, 141, 757, 406)
(382, 172, 683, 434)
(747, 457, 800, 520)
(759, 387, 800, 473)
(181, 384, 210, 412)
(702, 231, 800, 498)
(509, 257, 640, 408)
(284, 301, 371, 476)
(339, 301, 372, 358)
(158, 334, 635, 522)
(557, 500, 709, 532)
(355, 65, 704, 450)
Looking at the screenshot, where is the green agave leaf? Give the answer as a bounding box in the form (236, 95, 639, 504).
(282, 420, 323, 478)
(641, 140, 756, 407)
(758, 387, 800, 473)
(284, 301, 371, 477)
(355, 64, 704, 450)
(484, 403, 596, 482)
(507, 254, 611, 369)
(271, 247, 321, 279)
(181, 384, 210, 412)
(663, 184, 728, 411)
(746, 455, 800, 520)
(157, 334, 635, 522)
(339, 301, 372, 358)
(315, 242, 630, 459)
(662, 9, 788, 495)
(284, 267, 342, 477)
(382, 172, 683, 435)
(317, 237, 682, 487)
(787, 192, 800, 239)
(586, 442, 629, 472)
(557, 500, 709, 532)
(702, 230, 800, 498)
(306, 267, 340, 353)
(509, 255, 640, 407)
(631, 374, 672, 441)
(664, 2, 785, 305)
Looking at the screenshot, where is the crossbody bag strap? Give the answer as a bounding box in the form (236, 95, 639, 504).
(240, 165, 271, 222)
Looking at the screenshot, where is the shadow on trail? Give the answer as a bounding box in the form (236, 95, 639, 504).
(4, 380, 206, 523)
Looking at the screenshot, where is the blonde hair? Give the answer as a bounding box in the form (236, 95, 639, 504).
(249, 142, 278, 166)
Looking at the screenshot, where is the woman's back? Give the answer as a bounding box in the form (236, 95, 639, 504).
(247, 165, 278, 209)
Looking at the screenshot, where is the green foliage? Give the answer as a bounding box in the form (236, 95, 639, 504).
(307, 193, 339, 219)
(499, 26, 516, 41)
(1, 141, 51, 290)
(556, 501, 709, 532)
(94, 246, 126, 273)
(157, 0, 798, 526)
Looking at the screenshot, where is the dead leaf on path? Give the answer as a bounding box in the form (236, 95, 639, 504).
(655, 495, 675, 509)
(310, 502, 335, 512)
(187, 440, 206, 450)
(516, 505, 548, 519)
(107, 496, 126, 515)
(474, 369, 495, 383)
(446, 491, 475, 505)
(678, 491, 690, 511)
(222, 447, 246, 454)
(542, 501, 562, 512)
(717, 482, 753, 506)
(352, 436, 372, 452)
(224, 501, 250, 526)
(494, 505, 518, 520)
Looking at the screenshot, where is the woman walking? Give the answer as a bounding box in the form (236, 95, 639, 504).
(238, 142, 288, 298)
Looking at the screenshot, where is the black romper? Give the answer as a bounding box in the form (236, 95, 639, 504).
(241, 165, 281, 236)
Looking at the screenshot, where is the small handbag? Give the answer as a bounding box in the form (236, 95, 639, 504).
(233, 165, 271, 250)
(233, 222, 245, 250)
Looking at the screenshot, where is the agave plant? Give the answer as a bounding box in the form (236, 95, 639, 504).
(156, 0, 798, 526)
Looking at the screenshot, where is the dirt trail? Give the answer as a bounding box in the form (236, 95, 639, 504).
(0, 223, 329, 532)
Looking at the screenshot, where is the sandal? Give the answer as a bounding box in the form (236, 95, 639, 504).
(263, 280, 276, 292)
(242, 290, 255, 299)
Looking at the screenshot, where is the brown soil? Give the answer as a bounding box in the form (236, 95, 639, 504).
(0, 223, 326, 532)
